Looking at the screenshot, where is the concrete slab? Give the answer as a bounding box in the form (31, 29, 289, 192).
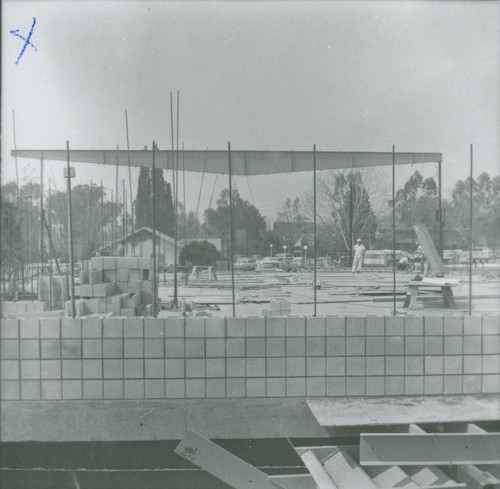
(0, 398, 330, 442)
(307, 395, 500, 428)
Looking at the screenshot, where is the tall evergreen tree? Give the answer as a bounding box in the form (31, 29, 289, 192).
(135, 167, 152, 230)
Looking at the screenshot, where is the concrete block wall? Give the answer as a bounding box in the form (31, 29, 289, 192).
(0, 315, 498, 400)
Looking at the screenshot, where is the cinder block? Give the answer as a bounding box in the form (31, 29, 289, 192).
(227, 378, 245, 397)
(143, 338, 162, 358)
(128, 280, 142, 293)
(145, 359, 164, 378)
(141, 280, 153, 293)
(1, 380, 20, 400)
(386, 356, 404, 375)
(103, 339, 123, 358)
(483, 316, 500, 335)
(82, 359, 102, 379)
(103, 359, 123, 379)
(20, 340, 39, 359)
(266, 377, 286, 397)
(346, 317, 365, 336)
(80, 284, 93, 297)
(144, 319, 164, 338)
(104, 380, 124, 399)
(186, 359, 205, 378)
(425, 356, 444, 375)
(425, 317, 443, 335)
(286, 338, 305, 357)
(464, 315, 482, 335)
(246, 317, 265, 337)
(366, 316, 384, 336)
(386, 336, 404, 355)
(444, 375, 463, 394)
(186, 379, 205, 398)
(265, 317, 286, 337)
(463, 336, 481, 354)
(306, 317, 326, 336)
(120, 308, 135, 317)
(444, 316, 463, 335)
(247, 338, 265, 357)
(205, 317, 225, 337)
(444, 336, 463, 355)
(90, 257, 105, 269)
(483, 355, 500, 374)
(226, 338, 245, 357)
(62, 339, 82, 359)
(405, 336, 424, 355)
(1, 340, 18, 360)
(1, 319, 19, 339)
(206, 339, 225, 358)
(165, 379, 185, 399)
(483, 336, 500, 354)
(386, 376, 404, 395)
(306, 337, 325, 356)
(42, 360, 61, 379)
(85, 300, 100, 315)
(482, 375, 500, 393)
(21, 360, 40, 379)
(80, 269, 90, 284)
(326, 377, 346, 396)
(139, 258, 153, 269)
(464, 355, 482, 374)
(346, 337, 364, 356)
(93, 282, 115, 298)
(83, 380, 103, 399)
(405, 316, 424, 336)
(129, 270, 141, 281)
(124, 379, 144, 399)
(62, 380, 82, 399)
(164, 339, 184, 358)
(425, 336, 443, 355)
(89, 269, 104, 285)
(226, 318, 245, 337)
(115, 282, 128, 294)
(365, 356, 384, 376)
(307, 357, 326, 376)
(366, 377, 385, 396)
(405, 356, 424, 375)
(83, 339, 102, 358)
(266, 338, 285, 357)
(123, 359, 143, 378)
(270, 298, 282, 313)
(385, 317, 404, 336)
(62, 359, 81, 379)
(116, 268, 129, 282)
(226, 358, 246, 377)
(307, 377, 326, 396)
(366, 337, 384, 356)
(206, 358, 225, 378)
(463, 374, 481, 393)
(286, 377, 306, 397)
(103, 257, 117, 269)
(327, 337, 345, 356)
(326, 357, 346, 376)
(206, 378, 226, 398)
(21, 380, 41, 400)
(124, 318, 144, 338)
(346, 377, 365, 396)
(405, 376, 424, 395)
(444, 355, 463, 375)
(186, 339, 204, 357)
(246, 357, 265, 377)
(41, 380, 61, 400)
(286, 357, 305, 376)
(20, 319, 39, 338)
(424, 375, 443, 394)
(286, 317, 306, 336)
(41, 340, 61, 359)
(267, 357, 286, 377)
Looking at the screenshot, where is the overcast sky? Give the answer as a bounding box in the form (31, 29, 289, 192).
(2, 0, 499, 219)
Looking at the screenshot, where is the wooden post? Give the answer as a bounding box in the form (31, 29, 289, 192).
(228, 141, 236, 317)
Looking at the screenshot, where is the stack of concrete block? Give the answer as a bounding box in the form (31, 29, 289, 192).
(2, 300, 48, 317)
(262, 299, 292, 317)
(66, 256, 155, 317)
(38, 275, 69, 309)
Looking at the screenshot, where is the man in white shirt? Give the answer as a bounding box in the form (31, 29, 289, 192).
(352, 238, 366, 273)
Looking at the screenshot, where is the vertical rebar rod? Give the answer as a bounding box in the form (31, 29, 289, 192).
(313, 144, 317, 317)
(125, 110, 134, 239)
(111, 190, 114, 254)
(100, 179, 104, 252)
(469, 144, 473, 315)
(115, 145, 119, 255)
(88, 180, 93, 266)
(392, 145, 396, 316)
(182, 143, 187, 239)
(349, 176, 354, 264)
(438, 160, 443, 260)
(173, 91, 180, 308)
(40, 155, 44, 276)
(228, 141, 236, 317)
(123, 179, 126, 254)
(152, 142, 157, 317)
(66, 141, 76, 318)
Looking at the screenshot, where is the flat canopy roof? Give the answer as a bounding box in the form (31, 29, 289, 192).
(11, 149, 442, 176)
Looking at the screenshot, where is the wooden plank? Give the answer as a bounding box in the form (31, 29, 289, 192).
(360, 433, 500, 465)
(322, 448, 377, 489)
(268, 474, 318, 489)
(365, 466, 419, 488)
(174, 430, 285, 489)
(295, 448, 339, 489)
(413, 223, 445, 275)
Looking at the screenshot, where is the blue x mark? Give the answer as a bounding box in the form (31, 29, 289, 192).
(10, 17, 37, 65)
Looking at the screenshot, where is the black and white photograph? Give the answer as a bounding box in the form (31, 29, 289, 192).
(1, 1, 499, 487)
